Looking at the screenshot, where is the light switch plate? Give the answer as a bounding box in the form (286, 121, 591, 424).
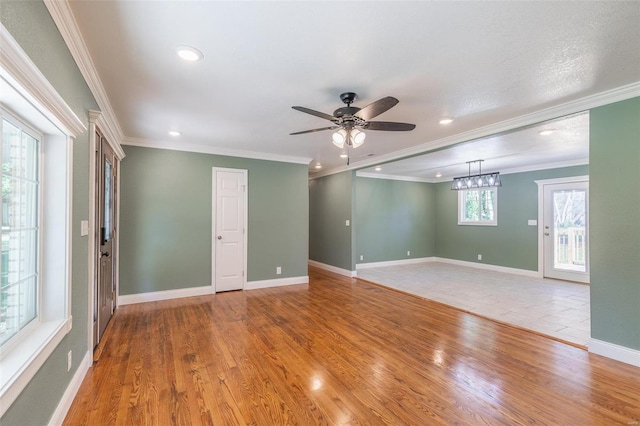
(528, 220, 538, 226)
(80, 220, 89, 236)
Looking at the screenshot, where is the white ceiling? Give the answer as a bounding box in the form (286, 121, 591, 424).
(67, 1, 640, 176)
(359, 112, 589, 181)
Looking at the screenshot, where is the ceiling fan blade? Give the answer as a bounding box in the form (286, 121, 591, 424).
(365, 121, 416, 131)
(290, 126, 339, 135)
(292, 106, 336, 122)
(355, 96, 399, 121)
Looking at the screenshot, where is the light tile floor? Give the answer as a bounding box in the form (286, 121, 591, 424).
(356, 262, 590, 346)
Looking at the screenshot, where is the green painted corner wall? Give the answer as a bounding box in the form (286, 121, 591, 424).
(434, 165, 589, 270)
(309, 171, 354, 271)
(1, 1, 98, 424)
(119, 146, 309, 295)
(355, 177, 435, 263)
(589, 97, 640, 350)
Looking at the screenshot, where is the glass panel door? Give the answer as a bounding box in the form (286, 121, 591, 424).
(543, 181, 589, 283)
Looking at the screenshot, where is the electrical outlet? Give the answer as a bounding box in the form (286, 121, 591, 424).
(67, 350, 72, 372)
(477, 254, 482, 261)
(276, 266, 282, 275)
(345, 219, 350, 227)
(360, 255, 363, 261)
(407, 250, 411, 256)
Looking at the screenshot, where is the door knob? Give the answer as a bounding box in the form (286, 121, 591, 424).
(217, 235, 222, 240)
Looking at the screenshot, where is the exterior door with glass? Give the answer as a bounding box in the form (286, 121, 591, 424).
(543, 181, 589, 283)
(95, 130, 117, 347)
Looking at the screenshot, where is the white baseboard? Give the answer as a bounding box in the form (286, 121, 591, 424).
(356, 257, 436, 270)
(588, 339, 640, 367)
(48, 351, 91, 426)
(308, 260, 356, 277)
(246, 276, 309, 290)
(118, 285, 212, 305)
(434, 257, 540, 278)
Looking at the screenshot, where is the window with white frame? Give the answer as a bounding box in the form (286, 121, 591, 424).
(1, 113, 40, 347)
(0, 27, 80, 414)
(458, 188, 498, 226)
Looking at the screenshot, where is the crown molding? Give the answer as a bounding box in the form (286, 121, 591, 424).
(43, 0, 124, 149)
(0, 24, 86, 137)
(89, 110, 126, 159)
(314, 82, 640, 179)
(122, 137, 313, 165)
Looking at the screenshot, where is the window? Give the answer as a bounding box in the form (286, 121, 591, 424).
(1, 114, 40, 347)
(458, 188, 498, 226)
(0, 27, 83, 415)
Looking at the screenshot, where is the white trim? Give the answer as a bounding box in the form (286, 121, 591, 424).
(212, 168, 249, 293)
(125, 136, 312, 165)
(0, 24, 85, 137)
(48, 350, 91, 426)
(588, 339, 640, 367)
(43, 1, 123, 145)
(535, 175, 589, 278)
(434, 257, 540, 278)
(356, 257, 436, 270)
(356, 172, 432, 183)
(308, 260, 357, 277)
(0, 318, 72, 418)
(314, 82, 640, 179)
(118, 286, 213, 306)
(245, 276, 309, 290)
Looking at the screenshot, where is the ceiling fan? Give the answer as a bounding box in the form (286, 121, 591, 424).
(290, 92, 416, 151)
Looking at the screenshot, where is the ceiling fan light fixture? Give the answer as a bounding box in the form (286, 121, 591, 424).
(351, 129, 366, 148)
(332, 129, 347, 148)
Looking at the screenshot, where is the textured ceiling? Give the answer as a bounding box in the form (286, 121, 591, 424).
(68, 1, 640, 175)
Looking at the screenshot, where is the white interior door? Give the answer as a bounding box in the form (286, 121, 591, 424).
(543, 181, 589, 283)
(213, 168, 247, 292)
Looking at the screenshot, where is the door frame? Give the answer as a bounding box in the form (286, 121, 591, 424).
(535, 175, 589, 279)
(88, 111, 125, 351)
(211, 167, 248, 292)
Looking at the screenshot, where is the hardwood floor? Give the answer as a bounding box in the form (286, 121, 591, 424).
(64, 267, 640, 425)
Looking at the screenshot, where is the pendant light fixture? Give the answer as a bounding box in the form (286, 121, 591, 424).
(451, 160, 501, 190)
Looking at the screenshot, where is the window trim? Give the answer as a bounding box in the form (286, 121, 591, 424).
(0, 109, 44, 350)
(0, 25, 84, 418)
(457, 188, 498, 226)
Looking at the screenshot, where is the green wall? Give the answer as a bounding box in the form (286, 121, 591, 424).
(1, 1, 99, 424)
(434, 165, 589, 270)
(356, 177, 435, 263)
(309, 171, 355, 271)
(119, 146, 309, 294)
(589, 97, 640, 350)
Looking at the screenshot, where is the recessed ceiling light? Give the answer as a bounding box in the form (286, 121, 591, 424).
(340, 153, 348, 158)
(314, 163, 322, 169)
(435, 172, 442, 178)
(176, 45, 203, 62)
(168, 130, 181, 137)
(539, 129, 555, 136)
(374, 166, 382, 172)
(439, 118, 455, 125)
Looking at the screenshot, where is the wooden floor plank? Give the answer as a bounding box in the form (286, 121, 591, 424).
(64, 267, 640, 425)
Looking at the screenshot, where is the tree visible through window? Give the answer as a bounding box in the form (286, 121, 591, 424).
(458, 188, 497, 226)
(1, 116, 40, 346)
